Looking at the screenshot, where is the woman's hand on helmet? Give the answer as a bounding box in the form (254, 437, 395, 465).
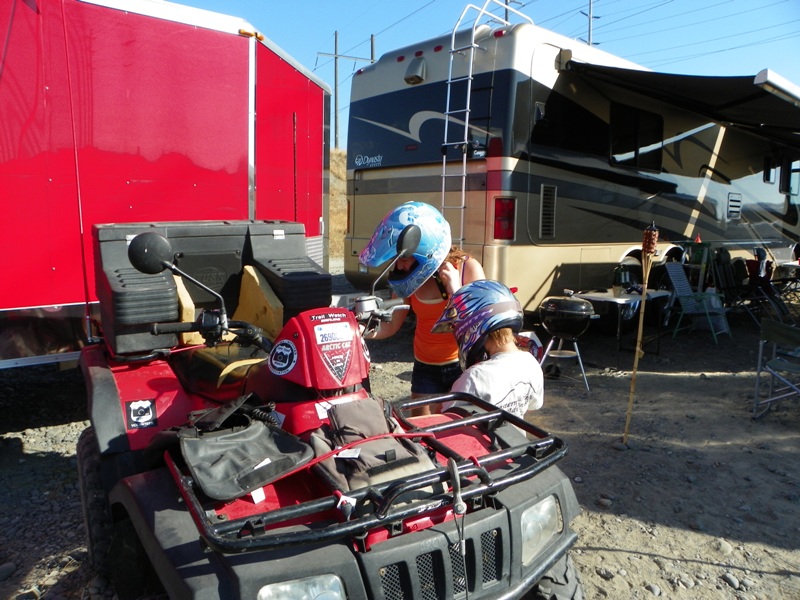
(439, 256, 487, 296)
(437, 261, 461, 295)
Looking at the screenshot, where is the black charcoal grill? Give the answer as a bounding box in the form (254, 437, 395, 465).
(538, 295, 595, 392)
(539, 296, 595, 340)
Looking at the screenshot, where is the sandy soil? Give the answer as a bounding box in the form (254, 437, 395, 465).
(366, 311, 800, 599)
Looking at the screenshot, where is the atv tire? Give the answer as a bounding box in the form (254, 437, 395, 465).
(108, 517, 167, 600)
(529, 553, 584, 600)
(77, 427, 114, 575)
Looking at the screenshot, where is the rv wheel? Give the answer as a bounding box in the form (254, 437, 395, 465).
(77, 427, 114, 575)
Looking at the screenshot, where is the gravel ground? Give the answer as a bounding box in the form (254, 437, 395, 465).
(0, 364, 99, 599)
(2, 269, 799, 599)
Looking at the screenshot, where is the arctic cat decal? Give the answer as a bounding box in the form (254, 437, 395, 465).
(320, 340, 353, 382)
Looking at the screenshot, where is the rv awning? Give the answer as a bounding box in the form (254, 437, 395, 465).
(565, 62, 800, 151)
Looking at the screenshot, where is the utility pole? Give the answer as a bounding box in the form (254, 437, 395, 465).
(580, 0, 600, 46)
(318, 33, 374, 149)
(588, 0, 593, 46)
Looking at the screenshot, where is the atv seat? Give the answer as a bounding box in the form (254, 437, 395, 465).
(169, 344, 268, 402)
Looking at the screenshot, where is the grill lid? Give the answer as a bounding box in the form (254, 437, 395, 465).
(539, 296, 594, 317)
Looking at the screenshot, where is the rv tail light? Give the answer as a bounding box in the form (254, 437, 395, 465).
(494, 197, 515, 240)
(487, 137, 503, 157)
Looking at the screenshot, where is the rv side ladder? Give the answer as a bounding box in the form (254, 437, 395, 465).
(440, 0, 532, 246)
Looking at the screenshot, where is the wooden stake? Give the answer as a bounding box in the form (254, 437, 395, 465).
(622, 223, 659, 446)
(622, 253, 651, 445)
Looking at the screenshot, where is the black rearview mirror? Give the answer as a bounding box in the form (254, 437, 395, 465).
(128, 232, 175, 274)
(396, 224, 421, 257)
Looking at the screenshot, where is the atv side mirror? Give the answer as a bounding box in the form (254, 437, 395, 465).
(367, 224, 423, 297)
(396, 224, 421, 258)
(128, 232, 175, 274)
(128, 231, 230, 329)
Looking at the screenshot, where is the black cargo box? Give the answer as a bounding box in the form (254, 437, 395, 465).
(93, 220, 330, 355)
(254, 256, 332, 321)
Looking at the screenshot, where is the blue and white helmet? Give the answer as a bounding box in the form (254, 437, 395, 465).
(359, 202, 451, 298)
(432, 280, 523, 369)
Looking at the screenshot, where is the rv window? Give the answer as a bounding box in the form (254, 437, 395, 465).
(763, 157, 776, 184)
(527, 89, 607, 157)
(779, 159, 800, 196)
(609, 104, 663, 172)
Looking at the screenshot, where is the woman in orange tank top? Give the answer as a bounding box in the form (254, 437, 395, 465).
(368, 246, 485, 415)
(360, 203, 485, 415)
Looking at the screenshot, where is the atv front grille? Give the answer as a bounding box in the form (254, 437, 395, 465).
(376, 526, 504, 600)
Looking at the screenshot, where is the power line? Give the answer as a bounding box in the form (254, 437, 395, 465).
(566, 0, 673, 40)
(644, 29, 800, 70)
(599, 0, 787, 40)
(625, 17, 800, 61)
(314, 0, 441, 73)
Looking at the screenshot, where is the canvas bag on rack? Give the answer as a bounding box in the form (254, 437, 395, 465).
(178, 396, 314, 500)
(309, 397, 439, 494)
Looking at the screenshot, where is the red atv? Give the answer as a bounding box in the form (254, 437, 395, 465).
(78, 220, 583, 599)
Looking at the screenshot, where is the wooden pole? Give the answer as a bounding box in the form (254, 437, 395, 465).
(622, 223, 659, 445)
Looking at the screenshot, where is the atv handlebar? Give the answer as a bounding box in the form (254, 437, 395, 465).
(354, 295, 409, 325)
(152, 322, 199, 335)
(149, 291, 403, 353)
(151, 311, 272, 353)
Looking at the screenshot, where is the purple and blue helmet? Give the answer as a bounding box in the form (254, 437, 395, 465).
(359, 202, 451, 298)
(432, 280, 523, 369)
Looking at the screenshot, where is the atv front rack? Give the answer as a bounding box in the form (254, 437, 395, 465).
(169, 393, 568, 554)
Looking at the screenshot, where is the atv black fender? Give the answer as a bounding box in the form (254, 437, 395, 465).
(108, 467, 369, 600)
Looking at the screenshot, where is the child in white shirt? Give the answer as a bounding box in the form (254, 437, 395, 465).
(431, 280, 543, 418)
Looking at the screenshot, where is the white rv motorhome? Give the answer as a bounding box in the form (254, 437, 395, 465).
(344, 0, 800, 317)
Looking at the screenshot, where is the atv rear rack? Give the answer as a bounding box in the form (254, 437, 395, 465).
(169, 393, 568, 554)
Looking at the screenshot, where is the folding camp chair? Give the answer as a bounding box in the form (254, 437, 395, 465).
(711, 248, 784, 326)
(745, 249, 795, 324)
(665, 262, 731, 343)
(753, 318, 800, 418)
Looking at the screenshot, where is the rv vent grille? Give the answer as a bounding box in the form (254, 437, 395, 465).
(540, 185, 557, 239)
(728, 193, 742, 220)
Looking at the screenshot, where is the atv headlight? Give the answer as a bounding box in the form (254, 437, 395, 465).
(520, 495, 562, 565)
(257, 574, 345, 600)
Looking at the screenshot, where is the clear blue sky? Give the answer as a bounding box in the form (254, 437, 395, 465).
(180, 0, 800, 148)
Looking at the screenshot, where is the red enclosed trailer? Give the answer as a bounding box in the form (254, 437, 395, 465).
(0, 0, 331, 368)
